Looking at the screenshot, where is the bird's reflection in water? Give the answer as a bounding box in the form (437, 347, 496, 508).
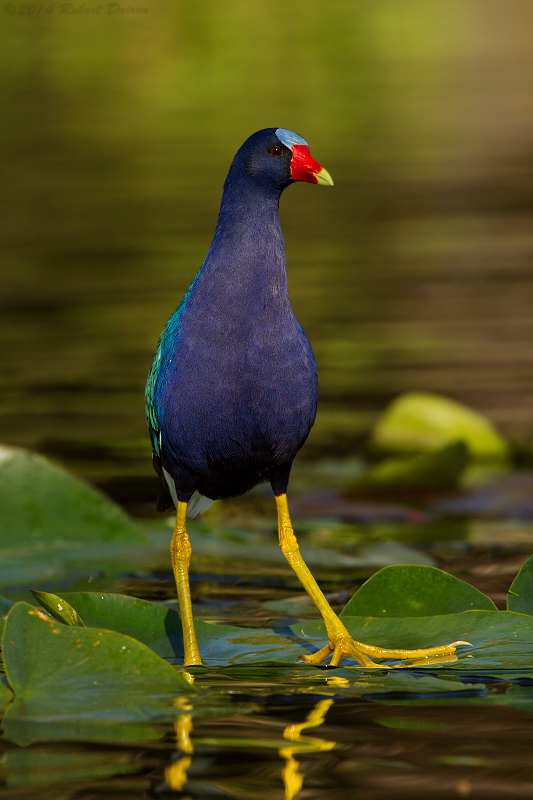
(163, 676, 341, 800)
(165, 696, 194, 797)
(280, 681, 342, 800)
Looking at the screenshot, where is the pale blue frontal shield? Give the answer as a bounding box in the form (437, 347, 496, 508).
(275, 128, 308, 149)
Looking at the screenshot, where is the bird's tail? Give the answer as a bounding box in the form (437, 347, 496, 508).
(161, 468, 214, 518)
(186, 491, 214, 518)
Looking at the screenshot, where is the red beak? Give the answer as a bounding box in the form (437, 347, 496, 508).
(290, 144, 334, 185)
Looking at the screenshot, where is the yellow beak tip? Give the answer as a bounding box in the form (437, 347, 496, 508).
(315, 167, 334, 186)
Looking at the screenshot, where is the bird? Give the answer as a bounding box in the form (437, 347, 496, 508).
(145, 128, 466, 667)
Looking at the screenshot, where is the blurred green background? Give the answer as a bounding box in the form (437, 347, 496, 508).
(1, 0, 533, 501)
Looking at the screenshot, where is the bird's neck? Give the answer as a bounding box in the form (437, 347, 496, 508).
(201, 176, 288, 296)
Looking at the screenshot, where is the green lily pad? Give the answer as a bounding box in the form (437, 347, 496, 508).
(31, 590, 85, 626)
(36, 591, 307, 664)
(341, 565, 497, 617)
(0, 680, 13, 706)
(2, 601, 193, 746)
(296, 610, 533, 671)
(371, 392, 508, 460)
(0, 445, 145, 548)
(0, 592, 15, 637)
(507, 554, 533, 614)
(349, 441, 469, 490)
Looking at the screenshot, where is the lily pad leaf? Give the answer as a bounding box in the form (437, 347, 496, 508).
(0, 593, 17, 639)
(507, 554, 533, 614)
(371, 392, 508, 461)
(295, 610, 533, 670)
(55, 592, 186, 658)
(349, 441, 469, 490)
(31, 590, 85, 626)
(0, 445, 145, 548)
(2, 602, 193, 746)
(0, 680, 13, 707)
(54, 592, 307, 664)
(341, 565, 497, 618)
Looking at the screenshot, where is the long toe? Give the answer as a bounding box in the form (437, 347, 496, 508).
(302, 633, 470, 668)
(302, 638, 378, 668)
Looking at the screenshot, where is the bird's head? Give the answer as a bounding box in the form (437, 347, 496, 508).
(231, 128, 334, 192)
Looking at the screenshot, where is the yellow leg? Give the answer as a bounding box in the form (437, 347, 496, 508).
(171, 501, 201, 666)
(275, 494, 469, 667)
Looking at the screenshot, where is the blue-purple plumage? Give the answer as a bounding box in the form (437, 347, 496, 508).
(146, 129, 320, 511)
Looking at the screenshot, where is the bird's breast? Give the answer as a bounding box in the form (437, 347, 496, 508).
(155, 300, 317, 474)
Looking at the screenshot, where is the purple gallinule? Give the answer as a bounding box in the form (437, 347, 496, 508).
(146, 128, 467, 666)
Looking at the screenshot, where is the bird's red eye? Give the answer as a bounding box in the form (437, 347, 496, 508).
(269, 146, 282, 157)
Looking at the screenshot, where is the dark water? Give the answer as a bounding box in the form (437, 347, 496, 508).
(2, 1, 533, 797)
(4, 690, 533, 799)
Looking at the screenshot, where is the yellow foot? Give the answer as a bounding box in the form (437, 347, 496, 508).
(301, 630, 471, 668)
